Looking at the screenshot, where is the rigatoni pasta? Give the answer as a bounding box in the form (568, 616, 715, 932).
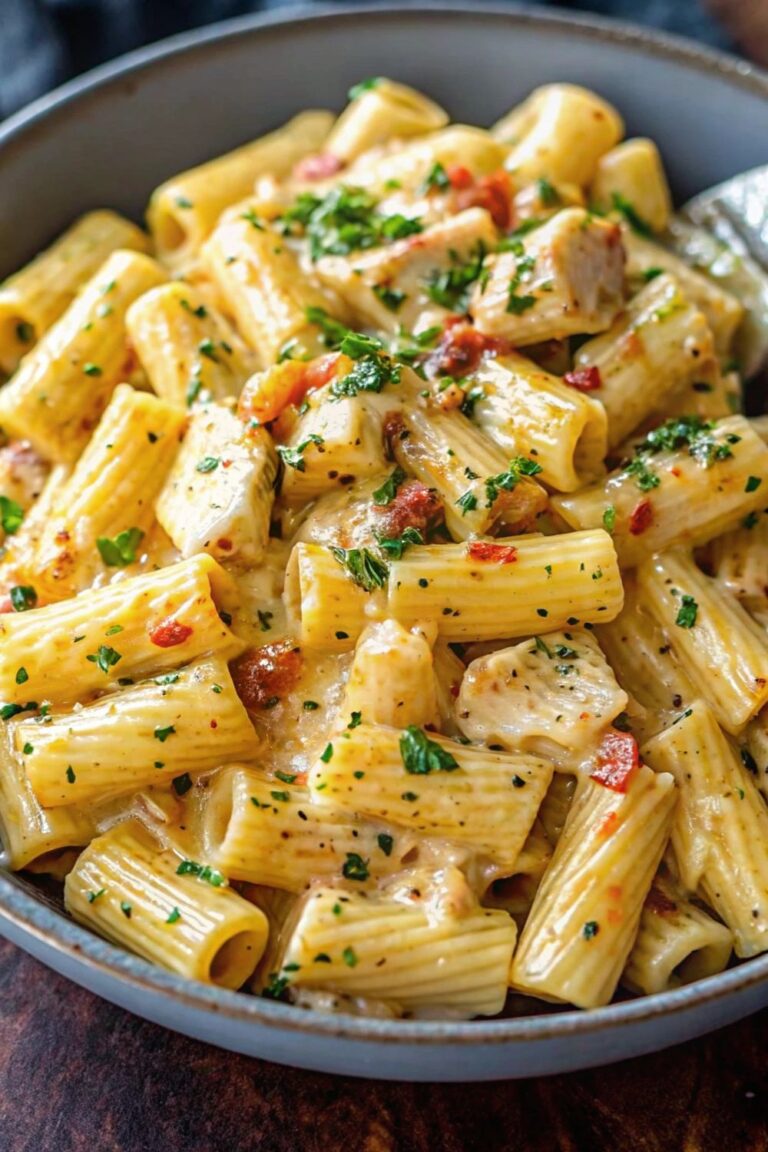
(2, 76, 767, 1022)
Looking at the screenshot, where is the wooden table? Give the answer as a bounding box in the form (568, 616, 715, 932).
(0, 937, 766, 1151)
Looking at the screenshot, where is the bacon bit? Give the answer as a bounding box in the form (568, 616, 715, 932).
(646, 887, 678, 917)
(446, 165, 474, 190)
(467, 541, 518, 564)
(231, 642, 303, 711)
(427, 322, 513, 379)
(293, 152, 344, 181)
(591, 729, 640, 793)
(372, 479, 444, 538)
(598, 811, 619, 837)
(628, 499, 653, 536)
(382, 409, 406, 449)
(148, 618, 194, 648)
(216, 538, 233, 551)
(238, 353, 341, 426)
(454, 169, 513, 230)
(563, 366, 602, 392)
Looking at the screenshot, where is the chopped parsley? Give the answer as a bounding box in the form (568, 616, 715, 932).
(583, 920, 600, 940)
(276, 433, 324, 472)
(66, 766, 76, 784)
(176, 859, 225, 887)
(154, 725, 176, 742)
(9, 585, 37, 612)
(96, 527, 144, 567)
(342, 946, 359, 967)
(85, 645, 122, 674)
(320, 743, 334, 763)
(195, 456, 220, 473)
(745, 476, 762, 493)
(86, 889, 106, 904)
(330, 546, 389, 592)
(166, 907, 182, 924)
(425, 241, 487, 313)
(120, 902, 132, 918)
(375, 526, 423, 560)
(348, 77, 381, 100)
(0, 496, 24, 535)
(537, 177, 560, 207)
(342, 852, 369, 881)
(456, 490, 478, 516)
(602, 506, 616, 532)
(377, 833, 394, 857)
(675, 594, 698, 629)
(15, 668, 28, 685)
(279, 185, 422, 261)
(372, 284, 407, 312)
(303, 700, 319, 711)
(257, 610, 273, 632)
(240, 208, 265, 231)
(372, 466, 406, 506)
(347, 711, 362, 730)
(173, 774, 193, 796)
(400, 725, 459, 775)
(484, 457, 543, 507)
(422, 161, 450, 193)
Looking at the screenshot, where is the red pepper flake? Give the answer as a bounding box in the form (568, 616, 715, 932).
(210, 719, 218, 729)
(628, 499, 653, 536)
(293, 152, 344, 181)
(607, 885, 623, 901)
(221, 459, 233, 469)
(467, 541, 518, 564)
(563, 366, 602, 392)
(607, 908, 623, 925)
(669, 466, 681, 477)
(591, 730, 640, 793)
(148, 617, 194, 648)
(372, 479, 444, 538)
(216, 537, 234, 551)
(598, 811, 619, 837)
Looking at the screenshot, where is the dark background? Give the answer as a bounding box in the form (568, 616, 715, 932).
(0, 0, 737, 120)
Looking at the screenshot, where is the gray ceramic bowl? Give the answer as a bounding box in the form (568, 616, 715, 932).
(1, 2, 768, 1081)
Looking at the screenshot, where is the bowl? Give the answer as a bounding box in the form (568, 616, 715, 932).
(1, 2, 768, 1081)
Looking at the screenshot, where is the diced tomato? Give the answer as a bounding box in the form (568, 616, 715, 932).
(293, 152, 344, 181)
(148, 617, 193, 648)
(446, 165, 474, 190)
(453, 169, 513, 230)
(591, 729, 640, 793)
(238, 353, 341, 426)
(628, 499, 653, 536)
(231, 642, 303, 710)
(427, 322, 513, 379)
(466, 541, 518, 564)
(563, 366, 602, 392)
(372, 479, 444, 538)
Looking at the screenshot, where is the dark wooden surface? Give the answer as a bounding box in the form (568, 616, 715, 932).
(0, 938, 766, 1152)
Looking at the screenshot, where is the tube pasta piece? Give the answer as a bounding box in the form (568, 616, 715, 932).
(155, 402, 276, 565)
(386, 530, 623, 642)
(622, 871, 733, 995)
(0, 211, 150, 376)
(64, 818, 268, 989)
(468, 352, 608, 491)
(309, 723, 553, 870)
(0, 251, 166, 463)
(202, 211, 339, 366)
(390, 402, 547, 540)
(316, 207, 498, 335)
(204, 766, 412, 892)
(573, 274, 718, 450)
(0, 732, 95, 870)
(0, 554, 241, 705)
(642, 701, 768, 958)
(510, 766, 676, 1008)
(32, 385, 185, 599)
(553, 415, 768, 568)
(469, 209, 625, 344)
(147, 111, 333, 268)
(272, 882, 516, 1017)
(284, 542, 374, 652)
(538, 773, 577, 849)
(325, 80, 448, 163)
(637, 550, 768, 735)
(707, 509, 768, 600)
(456, 630, 627, 771)
(493, 84, 624, 187)
(279, 392, 389, 505)
(596, 573, 696, 743)
(126, 282, 256, 408)
(341, 619, 440, 730)
(590, 139, 673, 234)
(14, 658, 257, 808)
(622, 229, 744, 356)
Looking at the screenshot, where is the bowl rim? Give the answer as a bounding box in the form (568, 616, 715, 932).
(1, 0, 768, 1048)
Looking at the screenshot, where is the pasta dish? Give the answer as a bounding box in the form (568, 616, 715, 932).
(0, 78, 766, 1019)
